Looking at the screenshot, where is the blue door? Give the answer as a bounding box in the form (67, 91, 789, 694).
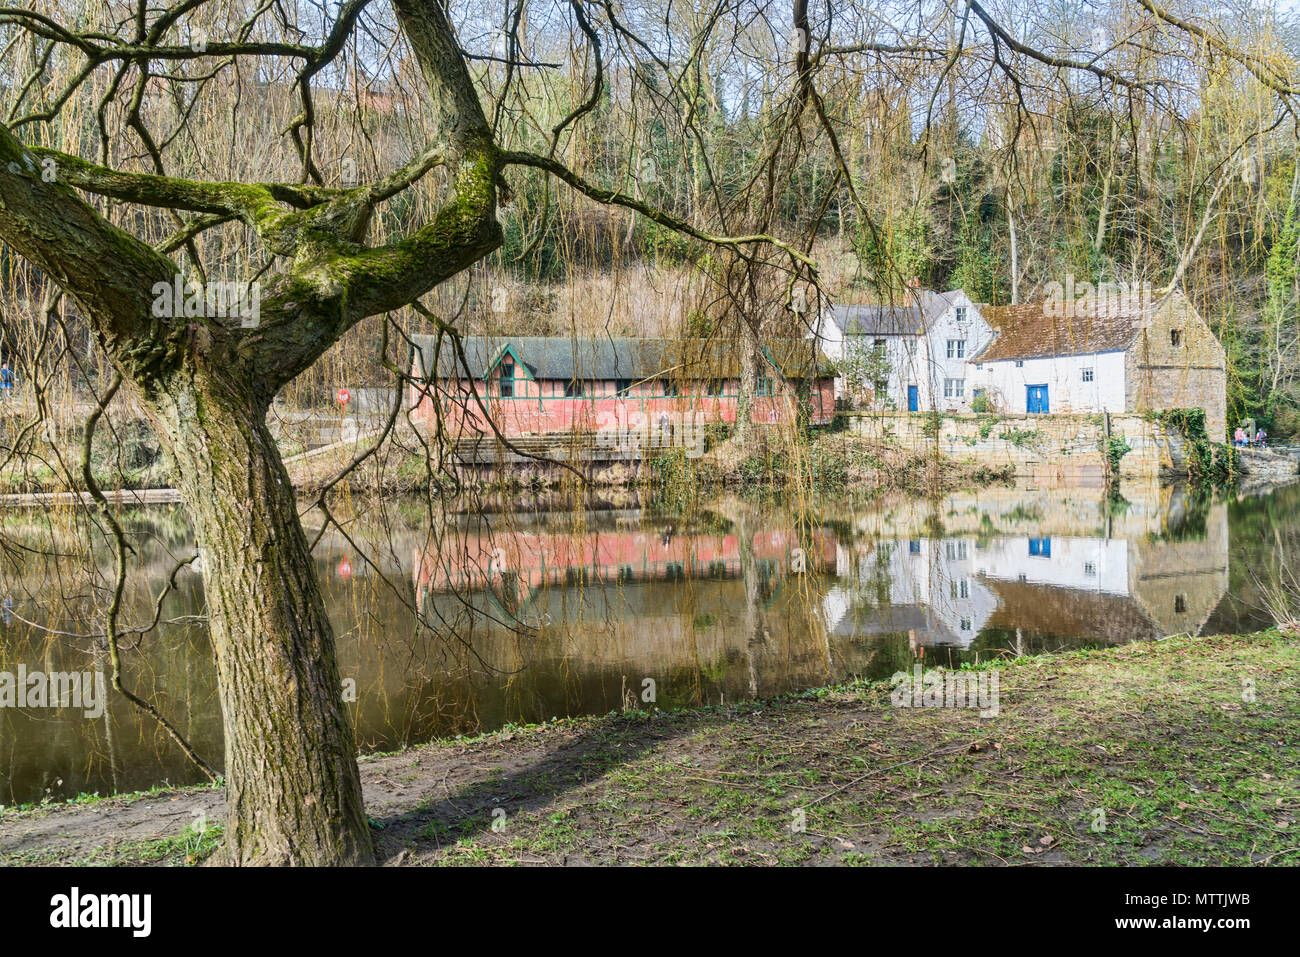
(1026, 384, 1049, 414)
(1028, 537, 1052, 558)
(907, 385, 919, 412)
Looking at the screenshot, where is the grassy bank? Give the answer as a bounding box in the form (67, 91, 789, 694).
(1, 630, 1295, 866)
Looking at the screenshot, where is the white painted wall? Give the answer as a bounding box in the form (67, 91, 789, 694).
(971, 350, 1126, 416)
(977, 536, 1130, 594)
(921, 293, 994, 413)
(829, 292, 992, 411)
(810, 311, 845, 362)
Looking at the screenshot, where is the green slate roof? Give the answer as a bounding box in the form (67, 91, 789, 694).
(410, 335, 835, 381)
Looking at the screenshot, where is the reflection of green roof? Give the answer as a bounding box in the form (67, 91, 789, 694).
(411, 336, 835, 381)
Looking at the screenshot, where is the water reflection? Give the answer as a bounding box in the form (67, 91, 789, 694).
(0, 479, 1284, 806)
(825, 497, 1229, 653)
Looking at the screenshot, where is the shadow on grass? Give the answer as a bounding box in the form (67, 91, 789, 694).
(370, 706, 724, 852)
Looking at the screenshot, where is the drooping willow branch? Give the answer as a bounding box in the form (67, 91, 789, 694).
(79, 373, 219, 782)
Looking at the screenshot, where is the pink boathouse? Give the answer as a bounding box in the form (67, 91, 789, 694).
(407, 335, 837, 439)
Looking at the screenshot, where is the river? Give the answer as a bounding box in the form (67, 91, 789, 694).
(0, 478, 1294, 806)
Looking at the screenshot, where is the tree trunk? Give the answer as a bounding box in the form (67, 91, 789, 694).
(151, 375, 373, 866)
(735, 325, 761, 448)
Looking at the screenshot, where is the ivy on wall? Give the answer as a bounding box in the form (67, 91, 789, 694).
(1152, 408, 1239, 487)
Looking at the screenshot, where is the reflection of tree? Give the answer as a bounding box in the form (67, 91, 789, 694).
(736, 508, 768, 699)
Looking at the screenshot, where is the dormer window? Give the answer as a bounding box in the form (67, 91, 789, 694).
(955, 306, 967, 322)
(499, 359, 515, 398)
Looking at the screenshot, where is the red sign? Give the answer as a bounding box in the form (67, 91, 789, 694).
(337, 557, 352, 579)
(337, 388, 350, 405)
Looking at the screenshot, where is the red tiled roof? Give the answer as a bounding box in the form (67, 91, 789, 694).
(975, 295, 1157, 362)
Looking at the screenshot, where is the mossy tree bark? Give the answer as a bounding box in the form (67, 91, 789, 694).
(151, 378, 372, 865)
(0, 0, 500, 865)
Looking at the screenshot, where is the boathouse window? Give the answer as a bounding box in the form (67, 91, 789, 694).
(616, 379, 632, 396)
(662, 378, 679, 397)
(564, 379, 584, 397)
(756, 376, 774, 396)
(1028, 537, 1052, 558)
(1015, 360, 1024, 368)
(707, 378, 725, 396)
(943, 378, 965, 398)
(1171, 329, 1183, 347)
(947, 339, 965, 359)
(499, 359, 515, 397)
(1084, 561, 1097, 576)
(955, 306, 967, 322)
(1175, 594, 1187, 613)
(1081, 367, 1094, 383)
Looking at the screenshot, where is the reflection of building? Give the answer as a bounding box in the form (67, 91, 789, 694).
(405, 516, 878, 711)
(821, 502, 1230, 648)
(822, 538, 998, 648)
(414, 518, 838, 620)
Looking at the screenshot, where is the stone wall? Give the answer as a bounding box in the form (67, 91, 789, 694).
(1126, 297, 1228, 440)
(846, 410, 1185, 481)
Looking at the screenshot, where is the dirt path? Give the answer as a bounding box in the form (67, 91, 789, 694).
(2, 630, 1297, 866)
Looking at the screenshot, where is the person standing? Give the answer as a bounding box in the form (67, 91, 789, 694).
(0, 362, 13, 400)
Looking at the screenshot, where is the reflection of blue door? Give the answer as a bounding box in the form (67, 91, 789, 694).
(1026, 384, 1049, 414)
(908, 385, 919, 411)
(1028, 537, 1052, 558)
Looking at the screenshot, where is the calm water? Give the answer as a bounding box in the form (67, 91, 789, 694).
(0, 479, 1294, 806)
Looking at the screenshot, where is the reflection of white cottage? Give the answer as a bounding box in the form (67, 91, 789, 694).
(820, 510, 1229, 649)
(810, 289, 992, 411)
(822, 537, 998, 648)
(976, 536, 1129, 594)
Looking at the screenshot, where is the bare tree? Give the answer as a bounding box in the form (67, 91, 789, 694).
(0, 0, 1294, 865)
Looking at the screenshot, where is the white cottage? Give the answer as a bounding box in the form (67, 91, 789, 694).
(811, 289, 991, 411)
(969, 290, 1228, 437)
